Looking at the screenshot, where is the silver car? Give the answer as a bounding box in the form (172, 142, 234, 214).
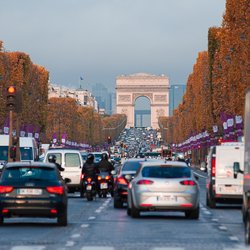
(127, 160, 200, 219)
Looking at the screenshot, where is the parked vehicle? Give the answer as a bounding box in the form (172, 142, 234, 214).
(44, 149, 83, 193)
(127, 160, 200, 219)
(0, 162, 69, 226)
(97, 171, 114, 198)
(206, 142, 244, 208)
(234, 88, 250, 244)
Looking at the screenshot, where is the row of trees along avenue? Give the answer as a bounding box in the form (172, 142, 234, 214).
(0, 41, 126, 147)
(159, 0, 250, 165)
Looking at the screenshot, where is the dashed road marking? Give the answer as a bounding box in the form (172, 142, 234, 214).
(88, 216, 96, 220)
(81, 247, 115, 250)
(11, 247, 45, 250)
(81, 224, 89, 228)
(229, 236, 239, 241)
(65, 241, 75, 247)
(212, 218, 219, 222)
(218, 225, 227, 231)
(152, 248, 184, 250)
(71, 233, 81, 238)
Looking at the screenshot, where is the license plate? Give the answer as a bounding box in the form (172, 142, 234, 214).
(18, 188, 42, 195)
(100, 183, 108, 189)
(86, 185, 92, 190)
(157, 195, 177, 202)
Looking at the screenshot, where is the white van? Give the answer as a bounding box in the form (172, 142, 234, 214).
(206, 142, 244, 208)
(44, 149, 83, 193)
(19, 137, 39, 162)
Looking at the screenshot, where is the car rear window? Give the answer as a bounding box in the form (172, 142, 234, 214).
(1, 167, 57, 182)
(142, 166, 191, 178)
(122, 161, 141, 171)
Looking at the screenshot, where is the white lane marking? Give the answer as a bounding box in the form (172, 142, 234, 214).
(81, 224, 89, 228)
(229, 236, 239, 241)
(71, 233, 81, 238)
(152, 248, 184, 250)
(212, 218, 218, 222)
(65, 241, 75, 247)
(219, 225, 227, 231)
(88, 216, 96, 220)
(12, 247, 45, 250)
(95, 209, 102, 213)
(81, 247, 115, 250)
(204, 211, 212, 215)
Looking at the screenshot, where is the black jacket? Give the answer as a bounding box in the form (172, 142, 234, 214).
(82, 160, 99, 179)
(97, 159, 114, 173)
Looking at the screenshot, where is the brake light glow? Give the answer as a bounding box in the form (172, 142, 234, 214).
(97, 176, 102, 181)
(50, 209, 57, 214)
(87, 177, 92, 183)
(212, 157, 216, 177)
(181, 204, 193, 208)
(2, 209, 9, 213)
(0, 186, 14, 194)
(80, 173, 84, 180)
(140, 203, 152, 207)
(137, 180, 154, 185)
(46, 186, 64, 195)
(117, 176, 127, 185)
(180, 180, 196, 186)
(105, 175, 110, 180)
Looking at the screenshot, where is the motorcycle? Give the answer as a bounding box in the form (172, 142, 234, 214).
(81, 175, 97, 201)
(97, 171, 114, 198)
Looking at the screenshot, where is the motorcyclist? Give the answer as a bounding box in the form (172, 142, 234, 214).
(81, 153, 100, 180)
(97, 153, 114, 174)
(48, 154, 65, 172)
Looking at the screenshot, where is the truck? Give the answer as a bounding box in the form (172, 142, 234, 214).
(206, 141, 244, 208)
(234, 88, 250, 243)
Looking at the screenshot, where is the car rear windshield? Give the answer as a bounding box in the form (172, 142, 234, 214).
(1, 167, 57, 183)
(122, 161, 141, 171)
(142, 166, 191, 178)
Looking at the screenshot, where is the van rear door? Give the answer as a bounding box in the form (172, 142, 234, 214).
(61, 152, 82, 185)
(215, 145, 244, 197)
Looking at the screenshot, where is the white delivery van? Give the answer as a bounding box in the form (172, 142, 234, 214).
(44, 149, 83, 193)
(19, 137, 39, 162)
(206, 142, 244, 208)
(0, 135, 9, 171)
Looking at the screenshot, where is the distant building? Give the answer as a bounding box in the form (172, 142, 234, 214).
(48, 83, 98, 112)
(169, 84, 186, 116)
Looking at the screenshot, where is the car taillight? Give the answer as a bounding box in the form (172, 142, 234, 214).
(180, 180, 196, 186)
(46, 186, 64, 195)
(0, 186, 14, 194)
(105, 175, 110, 180)
(117, 176, 127, 185)
(97, 176, 102, 181)
(212, 157, 216, 177)
(80, 173, 84, 180)
(136, 180, 154, 185)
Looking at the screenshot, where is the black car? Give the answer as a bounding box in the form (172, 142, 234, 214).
(113, 158, 158, 208)
(0, 162, 69, 226)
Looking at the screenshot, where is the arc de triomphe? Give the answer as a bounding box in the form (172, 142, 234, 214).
(116, 73, 169, 129)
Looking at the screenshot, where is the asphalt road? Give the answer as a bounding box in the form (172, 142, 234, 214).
(0, 168, 248, 250)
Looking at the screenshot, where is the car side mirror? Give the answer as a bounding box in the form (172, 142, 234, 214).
(233, 162, 243, 178)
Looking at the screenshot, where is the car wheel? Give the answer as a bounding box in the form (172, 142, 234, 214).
(246, 217, 250, 244)
(185, 205, 199, 219)
(207, 192, 216, 208)
(114, 198, 123, 208)
(0, 216, 4, 225)
(131, 198, 140, 218)
(57, 210, 67, 226)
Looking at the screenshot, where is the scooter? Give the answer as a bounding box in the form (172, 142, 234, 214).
(97, 172, 114, 198)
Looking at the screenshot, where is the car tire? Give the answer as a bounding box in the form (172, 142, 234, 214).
(57, 210, 67, 226)
(131, 198, 140, 218)
(207, 192, 216, 208)
(185, 206, 199, 219)
(246, 217, 250, 244)
(0, 216, 4, 225)
(114, 198, 123, 208)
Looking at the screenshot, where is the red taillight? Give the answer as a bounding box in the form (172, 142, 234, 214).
(46, 186, 64, 195)
(105, 175, 110, 180)
(80, 173, 84, 180)
(181, 204, 193, 208)
(117, 176, 127, 185)
(50, 209, 57, 214)
(136, 180, 154, 185)
(2, 209, 9, 213)
(211, 157, 216, 177)
(140, 203, 152, 207)
(180, 180, 196, 186)
(0, 186, 14, 194)
(97, 176, 102, 181)
(87, 177, 92, 183)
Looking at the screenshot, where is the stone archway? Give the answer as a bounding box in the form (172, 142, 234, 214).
(116, 73, 170, 129)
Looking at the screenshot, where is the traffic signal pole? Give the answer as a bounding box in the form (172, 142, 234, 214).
(8, 110, 13, 162)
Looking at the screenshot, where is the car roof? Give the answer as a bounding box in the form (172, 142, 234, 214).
(140, 160, 188, 168)
(4, 162, 56, 169)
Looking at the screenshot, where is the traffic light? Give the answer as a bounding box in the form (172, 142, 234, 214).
(107, 136, 111, 144)
(6, 85, 16, 110)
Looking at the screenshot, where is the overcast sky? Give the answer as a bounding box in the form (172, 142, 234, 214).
(0, 0, 226, 92)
